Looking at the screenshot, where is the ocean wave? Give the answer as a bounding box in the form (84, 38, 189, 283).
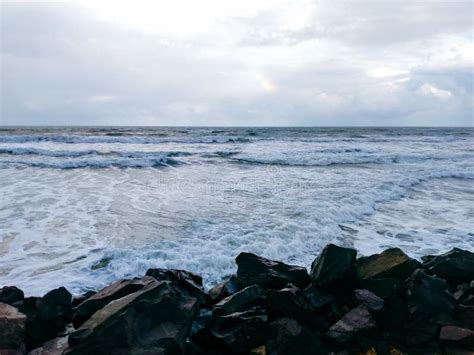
(0, 134, 253, 144)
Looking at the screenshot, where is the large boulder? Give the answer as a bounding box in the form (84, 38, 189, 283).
(72, 276, 155, 328)
(19, 287, 72, 350)
(265, 284, 314, 321)
(422, 248, 474, 286)
(146, 268, 210, 306)
(357, 278, 402, 300)
(266, 317, 322, 355)
(0, 302, 27, 353)
(406, 269, 455, 320)
(208, 275, 239, 303)
(0, 286, 24, 307)
(213, 285, 265, 316)
(208, 308, 270, 352)
(354, 289, 384, 312)
(67, 280, 199, 354)
(310, 244, 357, 291)
(326, 305, 377, 343)
(356, 248, 420, 280)
(440, 325, 474, 348)
(235, 252, 310, 289)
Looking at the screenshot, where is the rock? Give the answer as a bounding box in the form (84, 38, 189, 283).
(265, 284, 314, 321)
(326, 305, 377, 343)
(401, 315, 438, 346)
(440, 325, 474, 347)
(43, 287, 72, 307)
(72, 276, 155, 328)
(146, 268, 210, 306)
(357, 278, 402, 300)
(67, 280, 199, 354)
(18, 288, 73, 350)
(209, 308, 270, 352)
(454, 305, 474, 329)
(406, 269, 455, 320)
(267, 317, 322, 355)
(250, 345, 266, 355)
(0, 302, 27, 353)
(0, 286, 24, 307)
(356, 248, 420, 280)
(236, 252, 310, 289)
(422, 248, 474, 286)
(354, 289, 384, 312)
(28, 336, 69, 355)
(302, 286, 335, 309)
(208, 275, 239, 303)
(71, 291, 96, 308)
(213, 285, 265, 316)
(310, 244, 357, 291)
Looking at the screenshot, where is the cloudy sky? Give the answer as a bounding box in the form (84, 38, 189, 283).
(1, 0, 472, 126)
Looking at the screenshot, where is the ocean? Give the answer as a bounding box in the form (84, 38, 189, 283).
(0, 126, 473, 295)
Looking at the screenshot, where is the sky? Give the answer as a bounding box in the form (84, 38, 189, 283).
(1, 0, 473, 126)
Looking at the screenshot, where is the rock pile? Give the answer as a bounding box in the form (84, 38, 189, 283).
(0, 244, 473, 354)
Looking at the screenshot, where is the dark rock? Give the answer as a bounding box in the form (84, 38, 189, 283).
(406, 269, 455, 320)
(209, 308, 270, 352)
(326, 305, 377, 343)
(28, 336, 69, 355)
(440, 325, 474, 347)
(0, 302, 27, 353)
(72, 276, 155, 328)
(43, 287, 72, 307)
(235, 252, 310, 289)
(422, 248, 474, 286)
(213, 285, 264, 316)
(379, 294, 408, 331)
(265, 284, 314, 321)
(401, 316, 438, 346)
(67, 280, 199, 354)
(357, 278, 402, 300)
(18, 287, 73, 350)
(310, 243, 357, 291)
(354, 289, 384, 312)
(267, 317, 322, 355)
(454, 305, 474, 329)
(302, 285, 336, 309)
(208, 275, 239, 303)
(71, 291, 96, 308)
(356, 248, 420, 280)
(146, 268, 210, 306)
(0, 286, 24, 307)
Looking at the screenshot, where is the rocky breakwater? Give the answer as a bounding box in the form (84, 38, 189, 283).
(1, 245, 473, 354)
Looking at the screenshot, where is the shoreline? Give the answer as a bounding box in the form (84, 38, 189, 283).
(1, 244, 473, 354)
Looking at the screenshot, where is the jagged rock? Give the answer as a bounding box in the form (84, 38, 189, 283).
(235, 252, 310, 289)
(354, 289, 384, 312)
(67, 280, 199, 354)
(209, 308, 270, 352)
(310, 244, 357, 291)
(0, 286, 24, 307)
(326, 305, 377, 343)
(401, 315, 439, 346)
(266, 317, 322, 355)
(72, 276, 155, 328)
(406, 269, 455, 320)
(265, 284, 314, 320)
(213, 285, 265, 316)
(28, 336, 69, 355)
(250, 345, 266, 354)
(357, 278, 402, 300)
(71, 291, 96, 308)
(356, 248, 420, 280)
(454, 305, 474, 329)
(208, 275, 239, 303)
(379, 294, 408, 331)
(146, 268, 210, 306)
(18, 287, 72, 350)
(440, 325, 474, 347)
(0, 302, 27, 353)
(422, 248, 474, 286)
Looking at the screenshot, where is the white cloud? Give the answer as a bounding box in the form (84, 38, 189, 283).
(418, 84, 453, 99)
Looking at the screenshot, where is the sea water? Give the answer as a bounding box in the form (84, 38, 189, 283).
(0, 127, 472, 295)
